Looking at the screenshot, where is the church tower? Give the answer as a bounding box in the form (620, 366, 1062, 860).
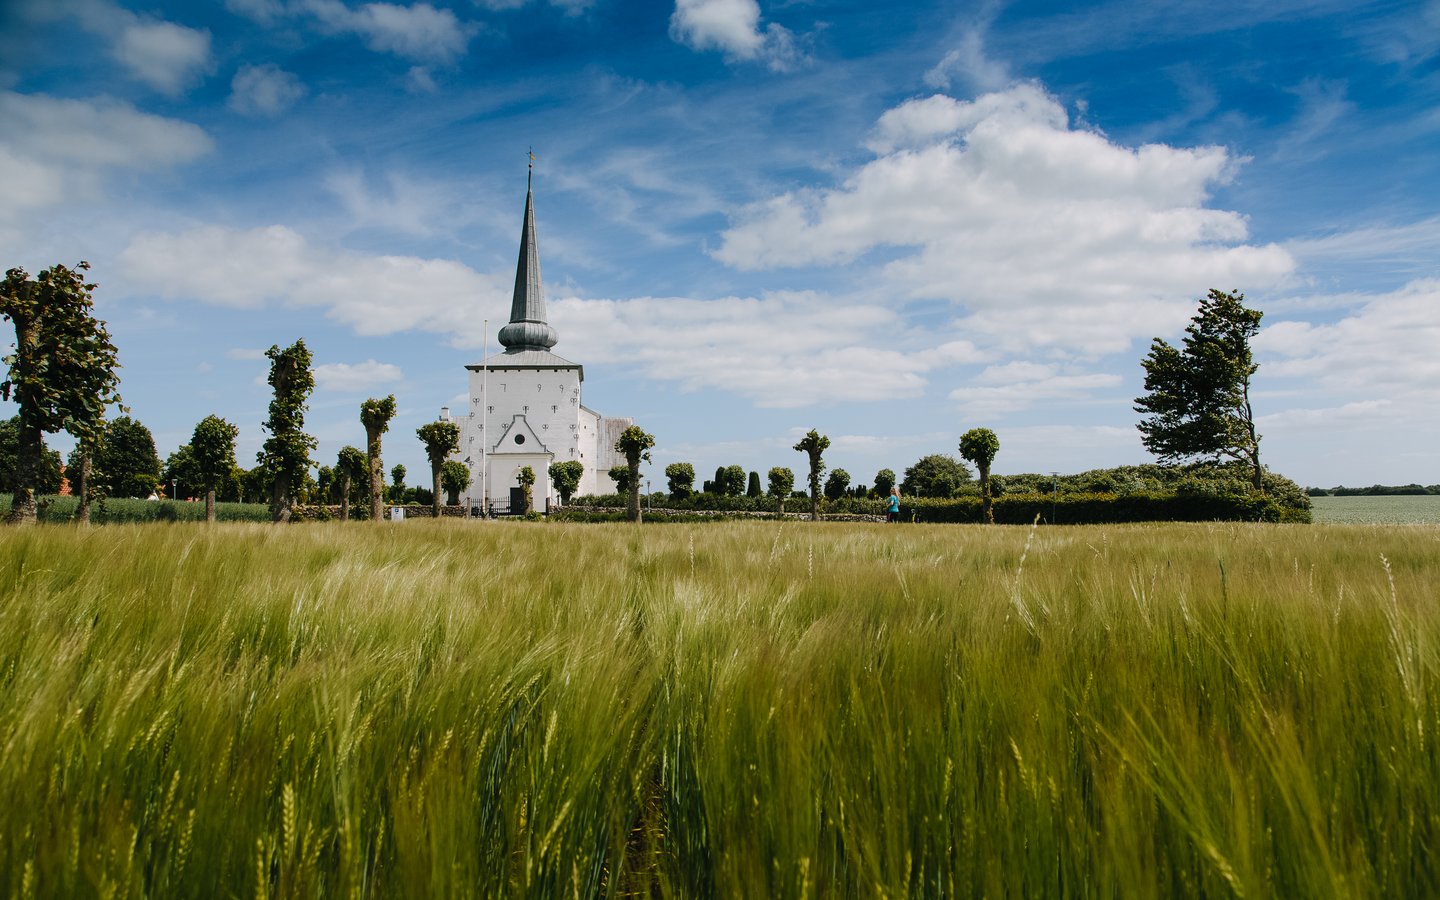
(458, 161, 631, 513)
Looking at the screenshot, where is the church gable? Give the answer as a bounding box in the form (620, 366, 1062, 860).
(492, 414, 551, 455)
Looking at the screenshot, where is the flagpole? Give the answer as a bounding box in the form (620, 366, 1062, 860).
(481, 317, 488, 518)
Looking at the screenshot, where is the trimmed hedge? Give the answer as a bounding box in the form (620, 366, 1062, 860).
(0, 494, 271, 524)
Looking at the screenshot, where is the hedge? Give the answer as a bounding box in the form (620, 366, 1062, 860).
(0, 494, 271, 524)
(892, 491, 1310, 524)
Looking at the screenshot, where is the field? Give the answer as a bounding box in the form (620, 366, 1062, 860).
(2, 520, 1437, 897)
(1310, 494, 1440, 524)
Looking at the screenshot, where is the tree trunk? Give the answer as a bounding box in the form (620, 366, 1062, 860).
(432, 464, 443, 519)
(339, 473, 351, 521)
(5, 419, 41, 525)
(270, 469, 291, 523)
(809, 463, 820, 521)
(366, 429, 383, 522)
(205, 488, 216, 523)
(980, 467, 994, 525)
(627, 461, 641, 523)
(75, 448, 93, 525)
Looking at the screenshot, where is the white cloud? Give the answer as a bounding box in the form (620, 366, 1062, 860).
(300, 0, 477, 63)
(228, 63, 306, 116)
(0, 91, 212, 233)
(669, 0, 800, 71)
(949, 364, 1123, 415)
(717, 83, 1295, 355)
(923, 27, 1010, 92)
(226, 347, 267, 360)
(313, 359, 405, 391)
(112, 20, 213, 95)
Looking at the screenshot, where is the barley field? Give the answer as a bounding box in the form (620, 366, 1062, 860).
(1310, 494, 1440, 525)
(2, 520, 1437, 898)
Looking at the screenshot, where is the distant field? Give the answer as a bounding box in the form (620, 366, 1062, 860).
(1310, 494, 1440, 524)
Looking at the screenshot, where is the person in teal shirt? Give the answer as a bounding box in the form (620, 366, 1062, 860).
(886, 487, 900, 523)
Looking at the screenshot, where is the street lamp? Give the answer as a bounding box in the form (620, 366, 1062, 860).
(1050, 471, 1059, 524)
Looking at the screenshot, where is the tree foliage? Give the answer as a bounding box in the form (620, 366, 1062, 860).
(96, 416, 161, 499)
(873, 468, 897, 498)
(767, 467, 795, 512)
(959, 428, 1001, 524)
(665, 462, 695, 499)
(416, 420, 461, 518)
(440, 460, 469, 506)
(716, 464, 746, 498)
(901, 454, 972, 498)
(609, 464, 633, 496)
(516, 465, 535, 513)
(549, 460, 584, 505)
(747, 471, 762, 498)
(0, 417, 62, 495)
(1135, 289, 1265, 490)
(336, 445, 368, 521)
(390, 464, 407, 504)
(614, 425, 654, 523)
(824, 468, 852, 500)
(1, 263, 122, 524)
(192, 415, 240, 522)
(259, 341, 316, 523)
(793, 429, 830, 521)
(360, 395, 396, 522)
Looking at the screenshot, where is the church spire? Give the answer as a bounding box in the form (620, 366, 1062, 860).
(498, 151, 559, 353)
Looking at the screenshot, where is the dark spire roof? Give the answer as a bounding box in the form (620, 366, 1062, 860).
(498, 157, 559, 353)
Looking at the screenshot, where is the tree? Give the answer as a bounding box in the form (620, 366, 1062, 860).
(717, 464, 746, 497)
(336, 446, 367, 521)
(440, 459, 469, 506)
(901, 454, 972, 498)
(549, 460, 584, 505)
(390, 464, 407, 504)
(959, 428, 1001, 525)
(824, 468, 851, 500)
(192, 415, 240, 523)
(416, 420, 461, 519)
(259, 341, 316, 523)
(768, 467, 794, 514)
(614, 425, 654, 523)
(793, 429, 830, 521)
(609, 464, 633, 496)
(516, 465, 535, 512)
(2, 263, 121, 525)
(1, 417, 62, 496)
(747, 471, 762, 498)
(66, 436, 97, 523)
(665, 462, 695, 499)
(360, 395, 396, 522)
(162, 445, 202, 500)
(873, 468, 897, 498)
(96, 416, 161, 498)
(1135, 289, 1266, 490)
(711, 466, 726, 495)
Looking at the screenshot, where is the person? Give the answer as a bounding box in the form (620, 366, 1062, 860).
(886, 486, 900, 523)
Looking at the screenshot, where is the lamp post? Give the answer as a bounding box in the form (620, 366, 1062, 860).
(481, 317, 488, 518)
(1050, 471, 1059, 524)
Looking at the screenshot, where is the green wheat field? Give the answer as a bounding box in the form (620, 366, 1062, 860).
(3, 520, 1437, 898)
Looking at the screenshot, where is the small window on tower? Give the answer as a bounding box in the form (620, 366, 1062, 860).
(514, 434, 526, 445)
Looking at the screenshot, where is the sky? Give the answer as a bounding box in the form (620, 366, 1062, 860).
(2, 0, 1438, 491)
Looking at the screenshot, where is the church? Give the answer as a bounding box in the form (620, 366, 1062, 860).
(443, 166, 632, 513)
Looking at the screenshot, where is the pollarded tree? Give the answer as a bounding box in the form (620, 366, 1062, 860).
(336, 446, 367, 521)
(390, 464, 407, 504)
(873, 468, 897, 498)
(615, 425, 654, 523)
(440, 459, 469, 506)
(416, 420, 461, 519)
(360, 395, 396, 522)
(718, 464, 746, 497)
(959, 428, 1001, 525)
(768, 467, 794, 514)
(192, 414, 240, 523)
(609, 464, 632, 496)
(1135, 289, 1265, 490)
(824, 468, 851, 500)
(1, 263, 121, 525)
(793, 429, 830, 521)
(259, 340, 316, 523)
(549, 460, 584, 505)
(517, 465, 536, 512)
(665, 461, 695, 499)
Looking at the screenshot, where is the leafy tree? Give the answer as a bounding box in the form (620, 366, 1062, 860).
(824, 468, 851, 500)
(517, 465, 536, 512)
(549, 459, 584, 505)
(316, 465, 335, 503)
(959, 428, 1001, 525)
(96, 416, 161, 498)
(1135, 289, 1265, 490)
(609, 464, 633, 496)
(360, 395, 396, 522)
(901, 454, 972, 498)
(259, 341, 316, 523)
(192, 415, 240, 522)
(712, 466, 726, 495)
(614, 425, 654, 523)
(440, 459, 469, 506)
(793, 429, 830, 521)
(717, 464, 746, 497)
(747, 471, 762, 498)
(390, 464, 407, 504)
(162, 445, 202, 500)
(665, 462, 695, 499)
(873, 468, 897, 498)
(336, 446, 367, 521)
(1, 417, 62, 495)
(66, 436, 98, 523)
(1, 263, 121, 525)
(416, 420, 461, 518)
(768, 466, 794, 514)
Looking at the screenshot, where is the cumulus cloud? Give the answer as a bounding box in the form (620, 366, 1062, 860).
(112, 20, 213, 95)
(949, 362, 1123, 415)
(313, 359, 405, 391)
(716, 83, 1295, 354)
(228, 63, 306, 116)
(0, 91, 212, 233)
(299, 0, 477, 63)
(670, 0, 800, 71)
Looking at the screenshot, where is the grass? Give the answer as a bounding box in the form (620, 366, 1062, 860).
(1, 519, 1437, 897)
(0, 493, 271, 523)
(1310, 494, 1440, 524)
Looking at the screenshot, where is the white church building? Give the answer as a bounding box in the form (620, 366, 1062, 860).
(444, 167, 631, 513)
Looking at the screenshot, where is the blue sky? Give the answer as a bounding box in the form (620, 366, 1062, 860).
(3, 0, 1438, 490)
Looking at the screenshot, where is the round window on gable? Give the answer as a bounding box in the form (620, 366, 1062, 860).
(514, 434, 526, 445)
